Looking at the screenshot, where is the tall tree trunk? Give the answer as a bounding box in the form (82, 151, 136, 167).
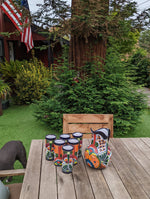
(0, 99, 3, 116)
(69, 35, 107, 70)
(69, 0, 108, 71)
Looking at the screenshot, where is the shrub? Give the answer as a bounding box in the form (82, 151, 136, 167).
(0, 58, 51, 104)
(0, 78, 11, 100)
(0, 59, 24, 95)
(0, 59, 23, 83)
(34, 45, 147, 136)
(14, 60, 51, 104)
(126, 49, 150, 87)
(0, 78, 11, 116)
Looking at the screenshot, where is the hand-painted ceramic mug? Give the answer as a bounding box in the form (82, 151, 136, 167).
(45, 134, 56, 161)
(72, 132, 83, 157)
(62, 145, 74, 174)
(54, 139, 65, 166)
(60, 134, 70, 145)
(68, 138, 79, 165)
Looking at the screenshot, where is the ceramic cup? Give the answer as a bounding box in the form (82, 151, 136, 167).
(45, 134, 56, 161)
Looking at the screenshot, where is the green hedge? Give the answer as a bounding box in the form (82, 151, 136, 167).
(34, 45, 147, 136)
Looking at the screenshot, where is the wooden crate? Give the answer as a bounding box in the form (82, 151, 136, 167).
(63, 114, 113, 138)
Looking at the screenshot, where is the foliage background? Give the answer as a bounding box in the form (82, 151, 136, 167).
(126, 48, 150, 88)
(34, 43, 147, 136)
(0, 58, 51, 104)
(139, 30, 150, 55)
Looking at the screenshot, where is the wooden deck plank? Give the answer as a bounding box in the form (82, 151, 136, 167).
(121, 138, 150, 175)
(57, 167, 76, 199)
(110, 139, 149, 199)
(141, 137, 150, 147)
(102, 163, 131, 199)
(128, 138, 150, 160)
(39, 141, 57, 199)
(73, 157, 95, 199)
(19, 138, 150, 199)
(114, 138, 150, 197)
(82, 139, 113, 199)
(19, 140, 43, 199)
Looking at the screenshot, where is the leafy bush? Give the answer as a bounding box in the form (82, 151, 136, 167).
(34, 45, 147, 136)
(14, 60, 51, 104)
(126, 49, 150, 87)
(0, 59, 23, 94)
(0, 78, 11, 100)
(0, 78, 11, 115)
(0, 58, 51, 104)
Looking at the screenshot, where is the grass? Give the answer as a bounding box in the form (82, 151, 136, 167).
(117, 109, 150, 138)
(0, 104, 58, 184)
(0, 104, 150, 183)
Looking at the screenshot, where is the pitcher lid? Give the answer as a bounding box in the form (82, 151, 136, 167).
(91, 128, 110, 140)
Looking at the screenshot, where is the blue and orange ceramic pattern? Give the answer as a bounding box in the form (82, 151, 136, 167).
(54, 139, 65, 166)
(45, 134, 56, 161)
(84, 128, 112, 169)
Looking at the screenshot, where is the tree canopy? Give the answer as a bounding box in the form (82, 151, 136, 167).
(139, 29, 150, 55)
(32, 0, 150, 44)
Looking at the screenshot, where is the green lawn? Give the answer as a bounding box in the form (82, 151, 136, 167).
(0, 105, 52, 152)
(0, 104, 58, 183)
(0, 104, 150, 183)
(118, 109, 150, 138)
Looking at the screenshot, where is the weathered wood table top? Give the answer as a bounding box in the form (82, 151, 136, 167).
(19, 138, 150, 199)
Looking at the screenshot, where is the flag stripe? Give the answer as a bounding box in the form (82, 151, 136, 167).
(6, 0, 22, 20)
(0, 0, 22, 31)
(0, 0, 34, 52)
(21, 18, 34, 52)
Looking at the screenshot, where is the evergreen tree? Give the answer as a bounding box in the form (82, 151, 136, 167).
(32, 0, 150, 71)
(139, 30, 150, 55)
(34, 43, 147, 136)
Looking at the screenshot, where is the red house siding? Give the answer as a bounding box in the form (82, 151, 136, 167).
(0, 3, 64, 67)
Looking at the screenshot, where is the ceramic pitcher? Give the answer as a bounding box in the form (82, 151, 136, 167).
(84, 128, 112, 169)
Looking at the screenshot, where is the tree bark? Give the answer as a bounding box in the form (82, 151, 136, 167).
(69, 35, 107, 70)
(0, 99, 3, 116)
(69, 0, 108, 71)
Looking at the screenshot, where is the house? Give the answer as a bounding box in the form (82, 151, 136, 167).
(0, 3, 68, 67)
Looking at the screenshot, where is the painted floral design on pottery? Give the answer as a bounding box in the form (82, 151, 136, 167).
(84, 128, 112, 169)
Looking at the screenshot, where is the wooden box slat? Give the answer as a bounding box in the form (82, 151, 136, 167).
(68, 123, 111, 133)
(63, 114, 113, 138)
(64, 114, 113, 123)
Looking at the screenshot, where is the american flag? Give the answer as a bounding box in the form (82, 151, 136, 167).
(0, 0, 34, 52)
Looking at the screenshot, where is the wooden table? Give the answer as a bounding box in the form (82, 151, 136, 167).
(19, 138, 150, 199)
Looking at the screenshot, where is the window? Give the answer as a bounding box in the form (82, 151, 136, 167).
(0, 38, 4, 62)
(8, 41, 14, 61)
